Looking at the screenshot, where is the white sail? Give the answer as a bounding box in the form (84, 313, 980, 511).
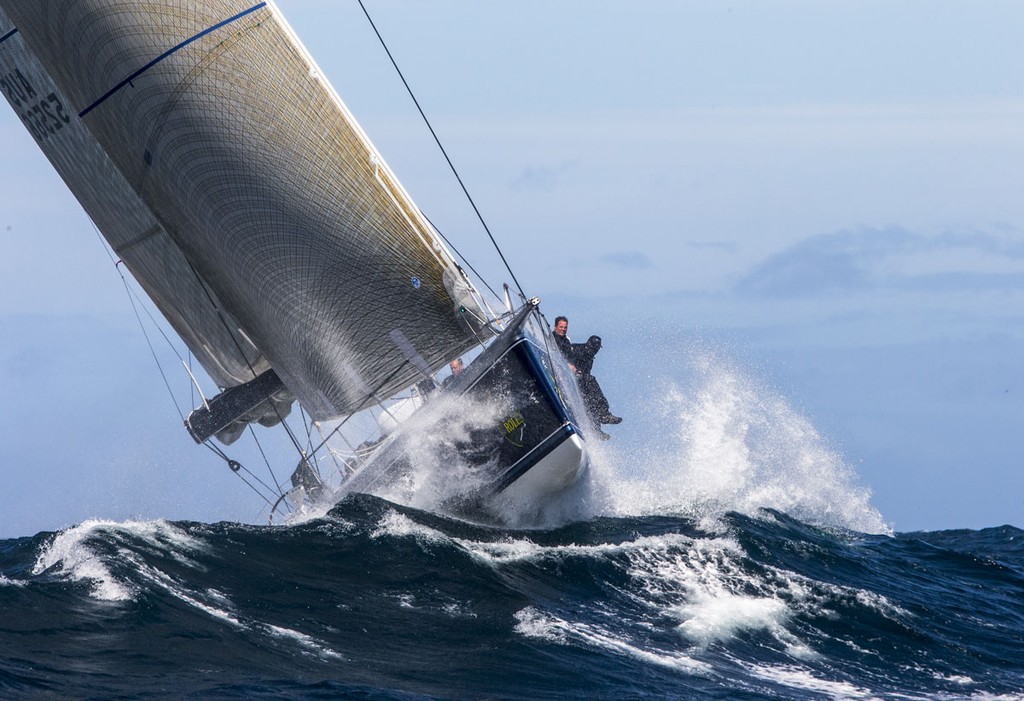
(0, 7, 266, 390)
(0, 0, 490, 423)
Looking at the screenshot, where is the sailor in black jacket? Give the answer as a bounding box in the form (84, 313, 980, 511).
(551, 317, 621, 430)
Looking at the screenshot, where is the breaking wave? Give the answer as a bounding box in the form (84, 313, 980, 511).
(2, 498, 1023, 699)
(3, 350, 1018, 699)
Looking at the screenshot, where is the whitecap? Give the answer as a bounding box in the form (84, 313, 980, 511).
(677, 591, 790, 645)
(263, 623, 345, 660)
(32, 520, 137, 601)
(0, 573, 27, 587)
(370, 509, 449, 545)
(748, 663, 881, 699)
(32, 518, 209, 603)
(456, 530, 699, 567)
(514, 606, 712, 675)
(932, 673, 975, 685)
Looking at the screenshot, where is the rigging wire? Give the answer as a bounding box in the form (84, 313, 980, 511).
(356, 0, 527, 300)
(179, 256, 306, 464)
(420, 210, 500, 301)
(202, 439, 280, 508)
(247, 424, 285, 495)
(119, 260, 284, 502)
(117, 270, 187, 422)
(91, 217, 290, 502)
(88, 220, 190, 423)
(301, 352, 418, 462)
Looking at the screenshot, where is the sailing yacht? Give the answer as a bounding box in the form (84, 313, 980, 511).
(0, 0, 596, 518)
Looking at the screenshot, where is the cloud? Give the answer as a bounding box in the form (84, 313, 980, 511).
(598, 250, 654, 271)
(735, 226, 1024, 298)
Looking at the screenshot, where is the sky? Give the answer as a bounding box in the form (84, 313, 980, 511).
(1, 1, 1021, 537)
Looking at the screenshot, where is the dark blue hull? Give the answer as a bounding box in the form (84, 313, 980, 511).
(338, 304, 591, 507)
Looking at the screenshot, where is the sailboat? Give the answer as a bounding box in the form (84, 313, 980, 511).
(0, 1, 597, 519)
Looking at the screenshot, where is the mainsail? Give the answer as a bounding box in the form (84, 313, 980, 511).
(0, 1, 490, 430)
(0, 7, 266, 391)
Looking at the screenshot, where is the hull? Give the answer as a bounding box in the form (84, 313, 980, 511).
(333, 305, 591, 512)
(497, 431, 586, 503)
(475, 335, 589, 497)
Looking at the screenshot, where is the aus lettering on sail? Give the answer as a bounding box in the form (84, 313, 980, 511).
(0, 67, 70, 142)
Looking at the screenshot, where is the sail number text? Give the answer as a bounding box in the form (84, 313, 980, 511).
(0, 67, 71, 142)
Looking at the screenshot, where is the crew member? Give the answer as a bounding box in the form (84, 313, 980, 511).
(442, 358, 464, 388)
(552, 316, 575, 372)
(551, 316, 621, 432)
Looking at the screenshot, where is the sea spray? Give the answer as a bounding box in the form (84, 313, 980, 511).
(327, 390, 608, 529)
(357, 392, 507, 513)
(588, 349, 890, 534)
(311, 345, 889, 534)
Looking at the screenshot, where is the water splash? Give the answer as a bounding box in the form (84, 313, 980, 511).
(309, 346, 888, 534)
(590, 350, 890, 534)
(371, 393, 505, 510)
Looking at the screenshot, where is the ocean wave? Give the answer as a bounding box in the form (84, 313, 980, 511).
(1, 496, 1021, 699)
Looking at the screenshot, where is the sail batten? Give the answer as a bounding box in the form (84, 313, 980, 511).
(1, 0, 491, 424)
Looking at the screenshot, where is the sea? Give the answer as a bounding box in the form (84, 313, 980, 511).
(2, 362, 1023, 699)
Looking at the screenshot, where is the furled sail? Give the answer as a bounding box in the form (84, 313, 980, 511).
(0, 1, 490, 425)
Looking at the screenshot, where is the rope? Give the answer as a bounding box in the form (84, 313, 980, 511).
(202, 440, 280, 508)
(357, 0, 527, 299)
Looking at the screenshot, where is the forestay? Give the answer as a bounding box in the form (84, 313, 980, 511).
(0, 0, 490, 424)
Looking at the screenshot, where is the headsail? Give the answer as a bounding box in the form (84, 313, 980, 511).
(1, 1, 490, 426)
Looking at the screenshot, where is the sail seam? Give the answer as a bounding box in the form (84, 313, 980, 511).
(115, 223, 163, 254)
(0, 28, 18, 45)
(79, 2, 268, 118)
